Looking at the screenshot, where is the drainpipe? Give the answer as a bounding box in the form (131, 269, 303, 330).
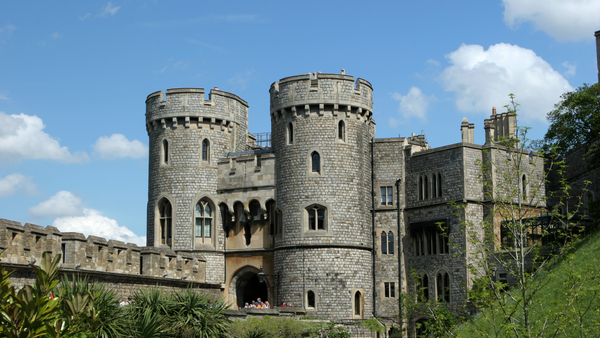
(371, 138, 377, 318)
(396, 178, 403, 336)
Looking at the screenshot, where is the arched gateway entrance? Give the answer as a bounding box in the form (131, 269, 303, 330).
(230, 267, 269, 308)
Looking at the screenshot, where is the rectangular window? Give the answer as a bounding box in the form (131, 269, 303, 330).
(204, 219, 211, 238)
(384, 282, 390, 297)
(390, 282, 395, 297)
(380, 186, 393, 206)
(317, 209, 325, 230)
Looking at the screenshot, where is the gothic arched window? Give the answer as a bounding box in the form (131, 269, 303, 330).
(195, 199, 212, 240)
(338, 120, 345, 141)
(158, 198, 172, 247)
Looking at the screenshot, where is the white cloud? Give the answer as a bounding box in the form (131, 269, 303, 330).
(52, 209, 146, 246)
(100, 2, 121, 17)
(389, 87, 435, 125)
(28, 190, 84, 217)
(93, 134, 148, 160)
(52, 32, 60, 39)
(0, 112, 89, 163)
(79, 13, 91, 21)
(562, 61, 577, 76)
(503, 0, 600, 41)
(0, 173, 38, 197)
(439, 43, 573, 124)
(28, 190, 146, 245)
(0, 91, 8, 100)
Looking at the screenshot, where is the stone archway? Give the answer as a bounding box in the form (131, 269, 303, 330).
(229, 266, 270, 308)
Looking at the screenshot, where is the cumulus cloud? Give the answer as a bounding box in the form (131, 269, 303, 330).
(0, 91, 8, 100)
(93, 134, 148, 160)
(439, 43, 572, 124)
(503, 0, 600, 41)
(100, 2, 121, 17)
(0, 173, 38, 196)
(389, 87, 436, 126)
(28, 191, 84, 217)
(28, 190, 146, 245)
(0, 112, 89, 163)
(53, 209, 146, 246)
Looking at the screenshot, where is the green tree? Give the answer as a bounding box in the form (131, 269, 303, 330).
(544, 83, 600, 166)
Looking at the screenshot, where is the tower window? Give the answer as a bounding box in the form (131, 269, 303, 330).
(287, 123, 294, 145)
(424, 175, 429, 199)
(307, 290, 316, 308)
(354, 291, 362, 317)
(158, 198, 172, 247)
(162, 139, 169, 165)
(418, 176, 423, 200)
(338, 120, 345, 141)
(416, 273, 429, 301)
(202, 139, 210, 162)
(195, 200, 212, 240)
(388, 232, 394, 255)
(437, 173, 442, 197)
(381, 231, 387, 255)
(307, 205, 326, 230)
(311, 151, 320, 173)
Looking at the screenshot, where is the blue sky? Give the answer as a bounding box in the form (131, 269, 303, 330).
(1, 0, 598, 245)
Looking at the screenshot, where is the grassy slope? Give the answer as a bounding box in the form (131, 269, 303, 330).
(456, 231, 600, 337)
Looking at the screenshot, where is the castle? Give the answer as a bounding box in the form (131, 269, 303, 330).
(143, 69, 546, 326)
(2, 30, 599, 338)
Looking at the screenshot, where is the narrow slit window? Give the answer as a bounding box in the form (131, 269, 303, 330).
(388, 232, 394, 255)
(338, 120, 345, 141)
(162, 139, 169, 164)
(307, 291, 315, 308)
(311, 152, 320, 173)
(381, 231, 387, 255)
(288, 123, 294, 144)
(202, 139, 209, 161)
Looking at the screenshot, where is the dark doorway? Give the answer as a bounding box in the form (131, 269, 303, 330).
(237, 274, 268, 308)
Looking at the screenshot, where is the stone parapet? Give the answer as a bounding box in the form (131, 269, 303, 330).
(0, 219, 206, 283)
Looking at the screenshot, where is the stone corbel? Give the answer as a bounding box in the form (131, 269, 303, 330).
(333, 104, 339, 117)
(172, 117, 178, 129)
(305, 104, 310, 117)
(346, 105, 351, 118)
(357, 107, 362, 119)
(319, 103, 324, 116)
(161, 119, 166, 130)
(210, 118, 216, 130)
(291, 106, 297, 119)
(221, 120, 227, 131)
(185, 116, 190, 128)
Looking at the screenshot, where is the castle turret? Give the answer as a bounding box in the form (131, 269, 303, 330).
(270, 71, 375, 319)
(145, 87, 249, 283)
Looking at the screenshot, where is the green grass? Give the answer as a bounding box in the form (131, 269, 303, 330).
(456, 231, 600, 337)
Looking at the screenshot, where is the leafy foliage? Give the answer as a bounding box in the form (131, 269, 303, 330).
(544, 83, 600, 165)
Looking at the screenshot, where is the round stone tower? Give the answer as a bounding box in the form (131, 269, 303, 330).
(145, 87, 249, 283)
(270, 71, 375, 320)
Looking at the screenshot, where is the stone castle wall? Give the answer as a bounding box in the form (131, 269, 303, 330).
(0, 219, 222, 299)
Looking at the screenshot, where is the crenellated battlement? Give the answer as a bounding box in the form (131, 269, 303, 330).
(269, 70, 373, 121)
(145, 87, 249, 136)
(0, 219, 206, 282)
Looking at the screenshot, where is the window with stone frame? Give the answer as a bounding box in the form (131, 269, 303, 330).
(416, 272, 429, 301)
(381, 231, 387, 255)
(380, 231, 395, 255)
(354, 291, 362, 317)
(380, 186, 393, 206)
(418, 176, 423, 200)
(388, 231, 394, 254)
(307, 290, 316, 308)
(338, 120, 345, 141)
(195, 199, 212, 244)
(436, 271, 450, 303)
(384, 282, 396, 298)
(249, 200, 262, 221)
(311, 151, 320, 174)
(307, 205, 326, 230)
(267, 200, 277, 236)
(437, 173, 442, 197)
(158, 198, 172, 247)
(202, 139, 210, 162)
